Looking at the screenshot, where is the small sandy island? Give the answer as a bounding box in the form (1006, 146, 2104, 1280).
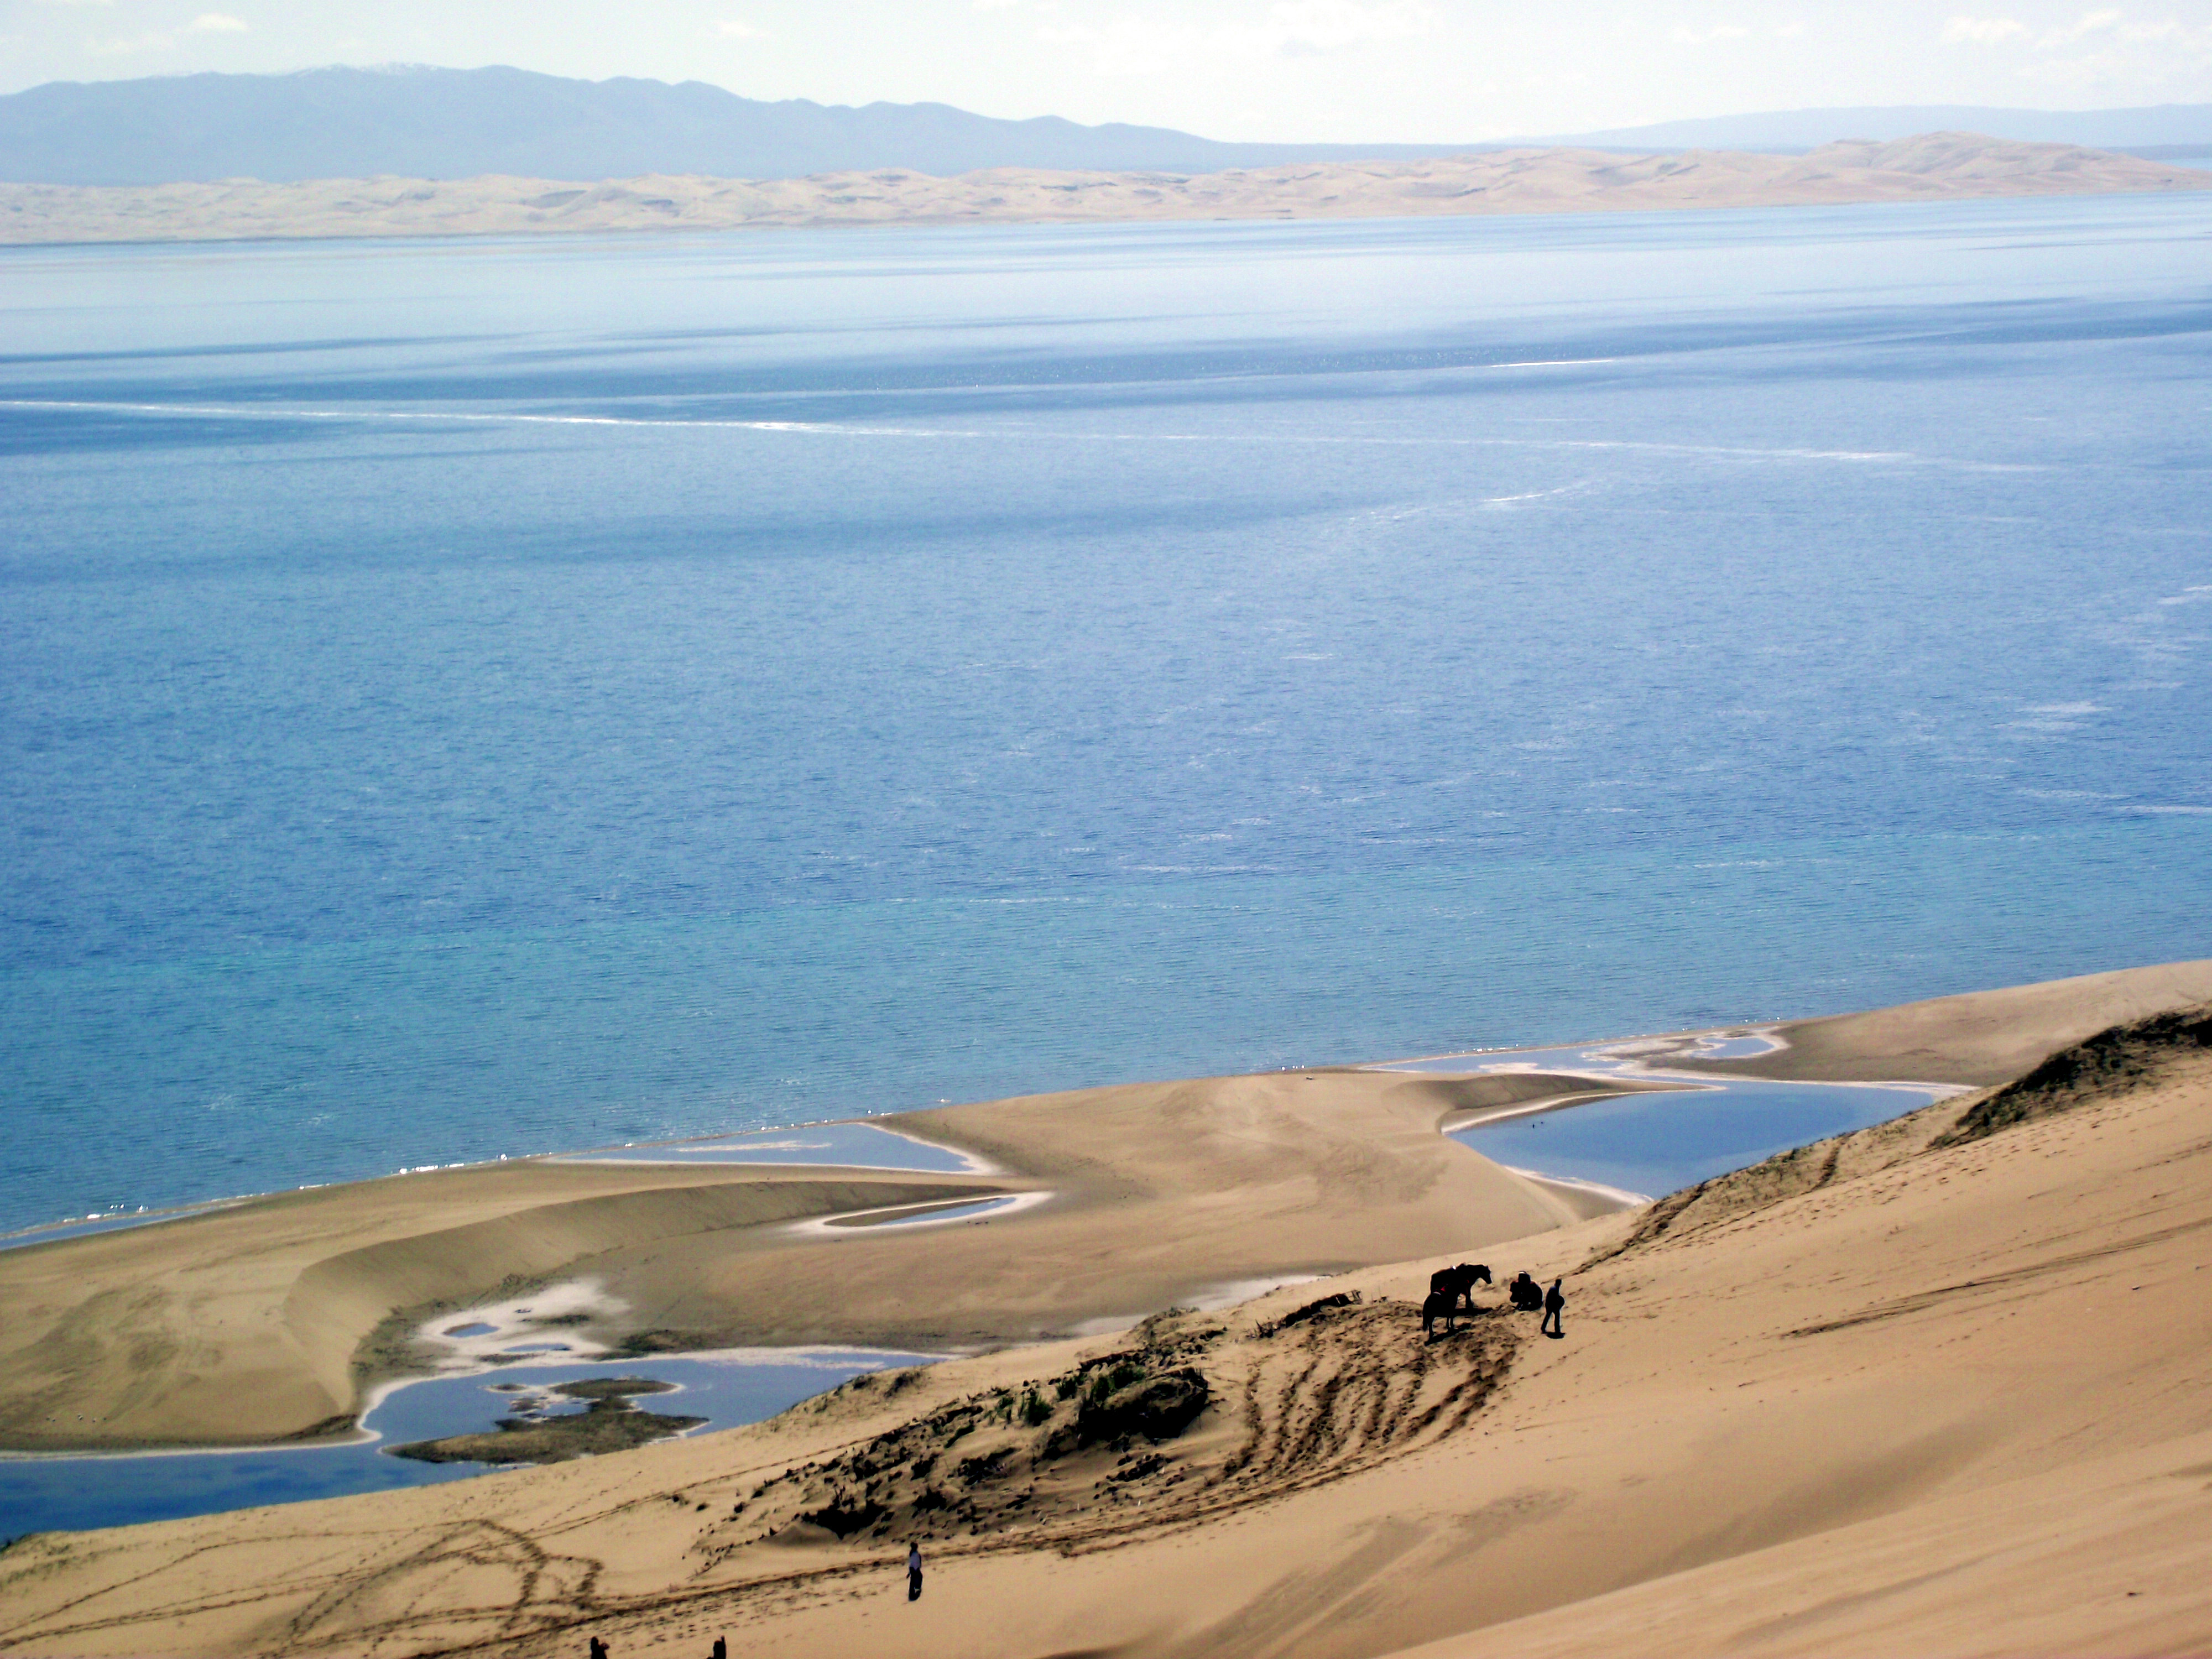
(2, 132, 2205, 246)
(1, 957, 2209, 1658)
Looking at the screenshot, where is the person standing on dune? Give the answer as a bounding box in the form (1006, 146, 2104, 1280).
(907, 1542, 924, 1601)
(1542, 1277, 1566, 1338)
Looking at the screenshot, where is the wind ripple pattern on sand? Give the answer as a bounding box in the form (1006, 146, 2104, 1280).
(0, 1300, 1517, 1656)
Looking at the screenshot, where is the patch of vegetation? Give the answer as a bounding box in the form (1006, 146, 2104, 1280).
(1936, 1007, 2212, 1146)
(798, 1496, 889, 1538)
(388, 1377, 702, 1465)
(611, 1327, 731, 1357)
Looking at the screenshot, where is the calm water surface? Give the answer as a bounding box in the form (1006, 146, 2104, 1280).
(1393, 1042, 1952, 1196)
(4, 197, 2210, 1230)
(0, 1349, 928, 1537)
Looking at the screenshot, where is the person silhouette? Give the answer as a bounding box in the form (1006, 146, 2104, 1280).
(588, 1638, 609, 1659)
(907, 1542, 924, 1602)
(711, 1639, 727, 1659)
(1542, 1277, 1566, 1338)
(1510, 1271, 1541, 1311)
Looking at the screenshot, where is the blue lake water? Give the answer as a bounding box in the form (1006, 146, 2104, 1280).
(0, 1349, 928, 1538)
(4, 196, 2211, 1233)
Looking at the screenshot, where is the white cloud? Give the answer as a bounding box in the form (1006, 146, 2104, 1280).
(1936, 8, 2211, 84)
(1036, 1, 1434, 74)
(1939, 15, 2028, 42)
(2005, 9, 2212, 85)
(81, 11, 246, 55)
(717, 18, 765, 38)
(85, 29, 175, 53)
(2038, 7, 2125, 44)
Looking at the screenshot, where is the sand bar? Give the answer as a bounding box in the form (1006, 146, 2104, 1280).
(0, 1067, 1615, 1451)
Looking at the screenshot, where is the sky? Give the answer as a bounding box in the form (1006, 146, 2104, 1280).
(4, 1, 2211, 139)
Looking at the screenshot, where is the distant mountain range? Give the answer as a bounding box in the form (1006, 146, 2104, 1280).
(0, 66, 1480, 186)
(3, 66, 2209, 187)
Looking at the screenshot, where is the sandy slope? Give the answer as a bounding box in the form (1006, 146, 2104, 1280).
(3, 1005, 2208, 1656)
(1, 133, 2204, 245)
(0, 1069, 1601, 1450)
(1708, 957, 2212, 1084)
(1, 971, 2208, 1657)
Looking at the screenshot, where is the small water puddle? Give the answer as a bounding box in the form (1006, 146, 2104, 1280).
(0, 1348, 932, 1539)
(1381, 1031, 1958, 1198)
(787, 1190, 1050, 1237)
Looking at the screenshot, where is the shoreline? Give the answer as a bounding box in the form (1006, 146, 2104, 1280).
(0, 959, 2204, 1461)
(0, 1342, 936, 1467)
(0, 1005, 1981, 1251)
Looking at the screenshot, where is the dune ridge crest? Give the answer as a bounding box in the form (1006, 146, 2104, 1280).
(2, 132, 2204, 245)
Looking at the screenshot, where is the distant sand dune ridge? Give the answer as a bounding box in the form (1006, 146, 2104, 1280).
(1, 132, 2205, 244)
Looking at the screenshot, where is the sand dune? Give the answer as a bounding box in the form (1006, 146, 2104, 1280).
(1707, 957, 2212, 1084)
(2, 990, 2208, 1656)
(1, 133, 2204, 245)
(0, 1167, 1002, 1451)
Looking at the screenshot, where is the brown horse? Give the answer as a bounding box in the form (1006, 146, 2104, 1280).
(1420, 1290, 1460, 1339)
(1428, 1263, 1492, 1314)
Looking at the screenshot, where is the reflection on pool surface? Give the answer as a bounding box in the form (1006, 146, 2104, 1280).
(0, 1348, 932, 1538)
(550, 1120, 984, 1173)
(1386, 1033, 1954, 1199)
(1451, 1078, 1943, 1198)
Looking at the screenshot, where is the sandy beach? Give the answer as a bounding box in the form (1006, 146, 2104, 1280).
(2, 133, 2205, 245)
(1, 959, 2208, 1657)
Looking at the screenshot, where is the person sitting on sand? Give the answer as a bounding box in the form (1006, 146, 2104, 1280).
(907, 1542, 924, 1602)
(1542, 1277, 1566, 1338)
(1509, 1271, 1542, 1311)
